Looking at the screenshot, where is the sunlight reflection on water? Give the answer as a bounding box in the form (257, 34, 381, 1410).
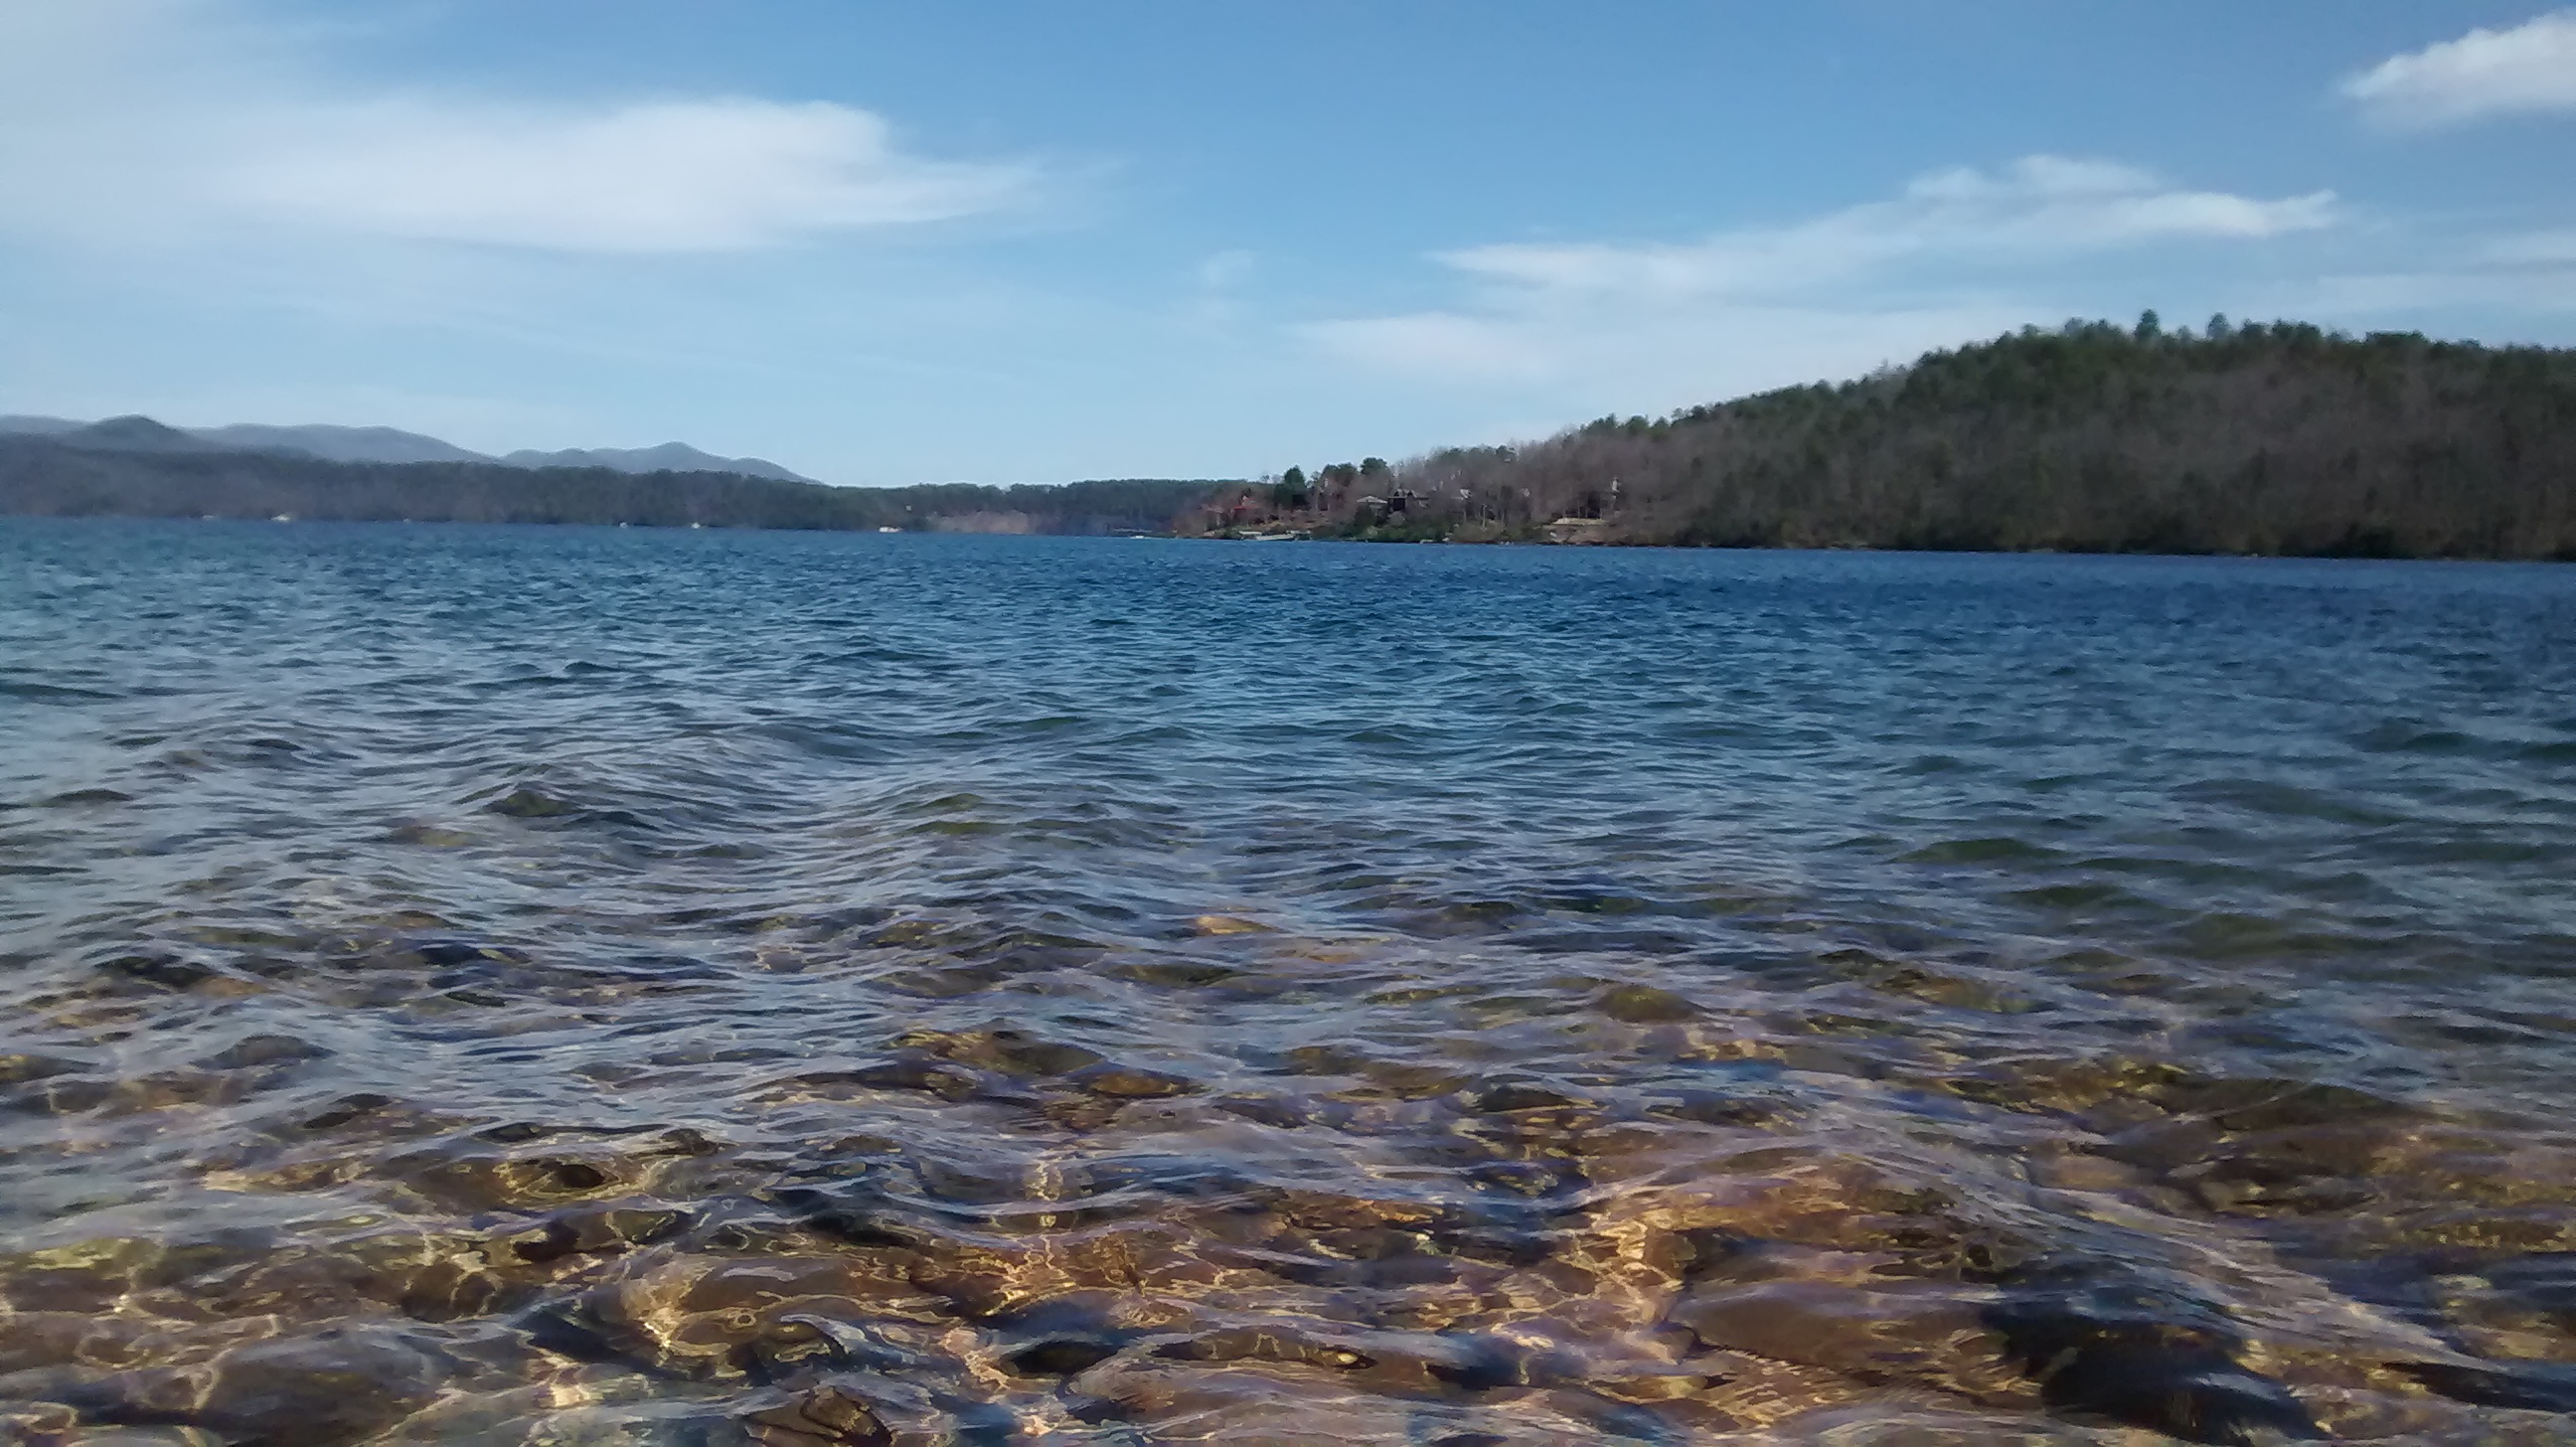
(3, 521, 2575, 1443)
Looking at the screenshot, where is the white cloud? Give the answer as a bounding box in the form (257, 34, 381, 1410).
(220, 98, 1029, 252)
(0, 0, 1034, 254)
(1303, 156, 2336, 407)
(2340, 11, 2576, 127)
(1426, 156, 2333, 306)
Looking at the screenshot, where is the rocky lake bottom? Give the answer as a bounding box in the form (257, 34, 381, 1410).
(5, 523, 2576, 1445)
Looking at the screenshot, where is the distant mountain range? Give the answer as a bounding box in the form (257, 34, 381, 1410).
(0, 414, 817, 482)
(0, 417, 1227, 536)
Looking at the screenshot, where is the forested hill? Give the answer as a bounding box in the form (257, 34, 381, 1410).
(0, 429, 1224, 536)
(1204, 318, 2576, 559)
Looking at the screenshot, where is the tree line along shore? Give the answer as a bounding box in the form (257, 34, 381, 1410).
(6, 316, 2573, 560)
(1199, 315, 2576, 561)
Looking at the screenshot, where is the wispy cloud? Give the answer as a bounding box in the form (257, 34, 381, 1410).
(0, 1, 1036, 254)
(2340, 10, 2576, 128)
(221, 98, 1030, 252)
(1303, 156, 2336, 408)
(1431, 157, 2333, 305)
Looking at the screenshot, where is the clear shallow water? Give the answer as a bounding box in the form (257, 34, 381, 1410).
(4, 521, 2576, 1445)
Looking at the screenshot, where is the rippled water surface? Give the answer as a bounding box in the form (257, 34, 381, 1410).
(7, 521, 2576, 1446)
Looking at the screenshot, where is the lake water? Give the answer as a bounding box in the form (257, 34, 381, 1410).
(5, 520, 2576, 1445)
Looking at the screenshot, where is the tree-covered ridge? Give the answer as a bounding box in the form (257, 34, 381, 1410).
(1203, 316, 2576, 559)
(0, 436, 1224, 537)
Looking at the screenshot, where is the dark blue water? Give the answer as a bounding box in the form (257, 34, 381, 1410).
(5, 520, 2576, 1444)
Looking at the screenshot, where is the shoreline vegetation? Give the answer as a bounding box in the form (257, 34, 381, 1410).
(1196, 314, 2576, 561)
(6, 315, 2573, 559)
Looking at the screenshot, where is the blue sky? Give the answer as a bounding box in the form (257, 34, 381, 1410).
(3, 2, 2573, 484)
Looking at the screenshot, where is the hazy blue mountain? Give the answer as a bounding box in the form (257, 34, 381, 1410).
(502, 442, 815, 483)
(1, 414, 820, 480)
(0, 431, 1222, 535)
(63, 416, 255, 453)
(6, 414, 472, 461)
(192, 423, 493, 465)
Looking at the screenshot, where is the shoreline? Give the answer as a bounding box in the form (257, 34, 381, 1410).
(10, 511, 2570, 563)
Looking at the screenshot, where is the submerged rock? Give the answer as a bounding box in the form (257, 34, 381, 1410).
(2392, 1358, 2576, 1414)
(739, 1383, 892, 1446)
(1983, 1274, 2323, 1443)
(3, 1328, 444, 1446)
(1191, 915, 1275, 937)
(1595, 983, 1700, 1023)
(1004, 1338, 1122, 1376)
(1068, 1062, 1197, 1098)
